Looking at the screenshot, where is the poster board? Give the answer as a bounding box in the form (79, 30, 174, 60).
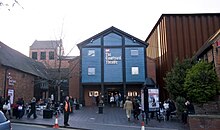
(8, 89, 14, 104)
(148, 88, 159, 112)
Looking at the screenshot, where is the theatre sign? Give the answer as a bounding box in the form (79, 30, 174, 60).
(105, 48, 121, 64)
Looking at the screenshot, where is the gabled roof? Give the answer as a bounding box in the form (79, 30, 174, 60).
(0, 41, 48, 79)
(192, 28, 220, 60)
(146, 13, 220, 41)
(30, 40, 62, 50)
(77, 26, 148, 49)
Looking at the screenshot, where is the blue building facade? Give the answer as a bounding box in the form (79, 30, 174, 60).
(77, 27, 148, 106)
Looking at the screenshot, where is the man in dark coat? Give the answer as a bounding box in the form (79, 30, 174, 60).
(63, 96, 71, 127)
(27, 97, 37, 119)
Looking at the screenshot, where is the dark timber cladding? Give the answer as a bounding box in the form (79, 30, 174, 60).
(146, 13, 220, 99)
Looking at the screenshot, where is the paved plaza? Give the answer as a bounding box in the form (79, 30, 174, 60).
(11, 106, 189, 130)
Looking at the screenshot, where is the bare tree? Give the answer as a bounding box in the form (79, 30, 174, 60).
(0, 0, 23, 11)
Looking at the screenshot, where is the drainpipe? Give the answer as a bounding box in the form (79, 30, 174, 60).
(3, 67, 8, 99)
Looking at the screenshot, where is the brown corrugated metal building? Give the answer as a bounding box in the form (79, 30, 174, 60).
(146, 13, 220, 100)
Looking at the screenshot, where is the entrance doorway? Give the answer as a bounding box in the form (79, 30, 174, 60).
(107, 90, 119, 103)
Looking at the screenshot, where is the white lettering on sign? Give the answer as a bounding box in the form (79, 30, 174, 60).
(8, 76, 16, 86)
(105, 49, 121, 64)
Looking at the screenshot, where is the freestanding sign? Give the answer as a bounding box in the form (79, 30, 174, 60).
(148, 88, 159, 112)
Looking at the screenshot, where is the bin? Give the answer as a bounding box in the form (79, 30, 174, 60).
(43, 109, 53, 119)
(98, 106, 103, 114)
(75, 104, 79, 110)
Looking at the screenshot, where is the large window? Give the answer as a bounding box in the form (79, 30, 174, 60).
(40, 52, 46, 60)
(32, 52, 37, 60)
(88, 50, 95, 57)
(131, 50, 139, 56)
(131, 67, 139, 75)
(49, 51, 55, 60)
(88, 67, 95, 75)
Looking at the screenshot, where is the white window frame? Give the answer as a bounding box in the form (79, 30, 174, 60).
(88, 50, 95, 56)
(88, 67, 95, 75)
(131, 50, 139, 56)
(131, 67, 139, 75)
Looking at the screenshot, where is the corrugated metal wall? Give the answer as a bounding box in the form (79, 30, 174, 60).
(146, 14, 220, 99)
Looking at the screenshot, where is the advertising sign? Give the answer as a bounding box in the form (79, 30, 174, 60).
(8, 89, 14, 104)
(148, 88, 159, 112)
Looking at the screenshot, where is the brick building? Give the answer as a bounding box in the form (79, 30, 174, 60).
(0, 41, 48, 103)
(146, 13, 220, 99)
(68, 56, 80, 102)
(29, 40, 72, 69)
(193, 28, 220, 79)
(29, 40, 76, 101)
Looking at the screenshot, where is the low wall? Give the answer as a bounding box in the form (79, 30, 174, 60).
(188, 115, 220, 130)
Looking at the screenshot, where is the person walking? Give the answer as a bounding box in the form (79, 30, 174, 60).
(63, 96, 72, 127)
(182, 100, 195, 124)
(3, 96, 12, 119)
(0, 96, 3, 111)
(110, 93, 114, 107)
(133, 99, 141, 120)
(124, 97, 133, 121)
(115, 94, 119, 107)
(27, 97, 37, 119)
(16, 98, 24, 119)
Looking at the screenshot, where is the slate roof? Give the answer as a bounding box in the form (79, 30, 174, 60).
(30, 40, 62, 50)
(77, 26, 148, 49)
(0, 41, 48, 79)
(47, 68, 69, 80)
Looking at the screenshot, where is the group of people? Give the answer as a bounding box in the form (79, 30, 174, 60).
(0, 95, 74, 127)
(0, 96, 25, 119)
(123, 96, 195, 124)
(109, 93, 122, 107)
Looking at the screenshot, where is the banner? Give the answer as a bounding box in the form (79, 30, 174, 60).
(148, 88, 159, 111)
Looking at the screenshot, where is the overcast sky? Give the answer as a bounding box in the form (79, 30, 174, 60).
(0, 0, 220, 56)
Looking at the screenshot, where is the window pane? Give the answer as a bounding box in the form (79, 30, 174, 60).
(40, 52, 46, 60)
(49, 51, 54, 60)
(88, 50, 95, 56)
(131, 50, 139, 56)
(32, 52, 37, 60)
(88, 67, 95, 75)
(132, 67, 139, 75)
(128, 91, 132, 96)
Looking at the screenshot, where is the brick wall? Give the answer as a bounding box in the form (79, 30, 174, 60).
(194, 100, 220, 114)
(30, 49, 70, 68)
(188, 115, 220, 130)
(69, 57, 80, 101)
(84, 88, 100, 106)
(0, 65, 35, 103)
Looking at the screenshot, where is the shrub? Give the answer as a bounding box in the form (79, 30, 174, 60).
(183, 60, 219, 104)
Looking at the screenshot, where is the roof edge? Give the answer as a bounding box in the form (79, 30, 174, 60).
(145, 13, 220, 42)
(77, 26, 148, 49)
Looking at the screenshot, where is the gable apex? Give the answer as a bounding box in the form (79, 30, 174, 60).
(77, 26, 147, 49)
